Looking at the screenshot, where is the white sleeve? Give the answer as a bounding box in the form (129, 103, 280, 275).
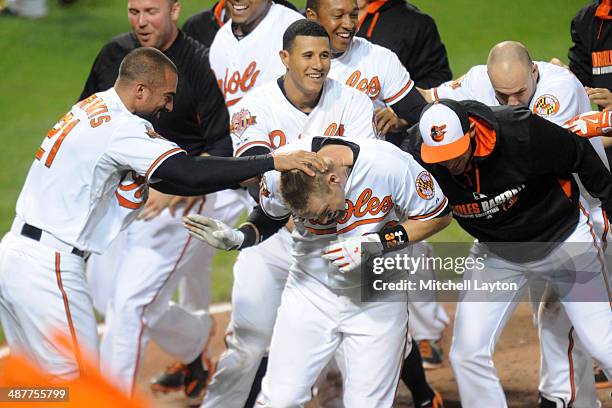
(343, 91, 378, 139)
(108, 120, 184, 181)
(432, 66, 486, 102)
(259, 170, 291, 219)
(380, 49, 415, 106)
(531, 81, 588, 126)
(231, 97, 273, 156)
(394, 154, 448, 221)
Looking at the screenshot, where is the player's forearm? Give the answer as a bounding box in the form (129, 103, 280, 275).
(151, 152, 275, 195)
(391, 87, 428, 125)
(399, 212, 452, 245)
(238, 206, 289, 248)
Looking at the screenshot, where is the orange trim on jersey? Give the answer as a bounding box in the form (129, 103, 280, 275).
(226, 97, 242, 107)
(54, 252, 83, 376)
(433, 87, 440, 102)
(114, 191, 142, 209)
(145, 147, 184, 180)
(595, 0, 612, 20)
(131, 200, 205, 395)
(357, 0, 388, 31)
(408, 197, 448, 220)
(567, 327, 576, 405)
(214, 0, 226, 27)
(337, 215, 388, 234)
(235, 140, 272, 157)
(470, 117, 497, 158)
(305, 226, 336, 235)
(602, 210, 609, 251)
(119, 180, 143, 191)
(383, 79, 413, 104)
(35, 147, 45, 161)
(558, 179, 572, 200)
(579, 203, 612, 310)
(366, 12, 380, 38)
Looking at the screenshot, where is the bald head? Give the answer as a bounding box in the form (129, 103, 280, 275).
(486, 41, 538, 106)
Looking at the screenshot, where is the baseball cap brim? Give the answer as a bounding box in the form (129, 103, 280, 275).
(421, 130, 471, 164)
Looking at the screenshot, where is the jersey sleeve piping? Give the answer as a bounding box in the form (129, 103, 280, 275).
(145, 147, 186, 181)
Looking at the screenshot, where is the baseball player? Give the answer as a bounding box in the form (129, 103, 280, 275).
(0, 48, 324, 382)
(403, 98, 612, 408)
(307, 0, 451, 371)
(185, 135, 452, 407)
(80, 0, 233, 397)
(425, 41, 609, 407)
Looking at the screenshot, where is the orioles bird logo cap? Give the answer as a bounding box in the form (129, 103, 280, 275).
(419, 99, 471, 164)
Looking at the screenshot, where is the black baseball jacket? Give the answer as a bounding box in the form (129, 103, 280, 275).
(356, 0, 452, 88)
(403, 101, 612, 261)
(79, 31, 230, 157)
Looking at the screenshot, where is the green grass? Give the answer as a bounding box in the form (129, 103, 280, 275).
(0, 0, 587, 308)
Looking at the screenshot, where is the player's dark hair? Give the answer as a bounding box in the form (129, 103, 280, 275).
(280, 168, 331, 215)
(117, 47, 177, 87)
(282, 19, 329, 52)
(305, 0, 320, 12)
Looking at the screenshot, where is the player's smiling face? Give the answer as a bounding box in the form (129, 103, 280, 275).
(282, 35, 331, 96)
(128, 0, 180, 51)
(307, 0, 358, 54)
(227, 0, 270, 28)
(134, 68, 177, 120)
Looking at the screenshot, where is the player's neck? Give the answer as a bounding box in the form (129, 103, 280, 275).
(282, 78, 322, 114)
(231, 2, 272, 39)
(159, 27, 180, 52)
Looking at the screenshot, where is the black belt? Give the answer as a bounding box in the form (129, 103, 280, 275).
(21, 223, 86, 258)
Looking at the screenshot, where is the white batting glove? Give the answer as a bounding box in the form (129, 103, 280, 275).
(183, 214, 244, 250)
(322, 235, 384, 273)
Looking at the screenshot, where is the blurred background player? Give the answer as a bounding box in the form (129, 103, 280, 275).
(568, 0, 612, 389)
(424, 40, 609, 407)
(80, 0, 231, 397)
(355, 0, 452, 88)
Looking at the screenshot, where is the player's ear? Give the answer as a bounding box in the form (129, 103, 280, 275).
(279, 50, 290, 70)
(135, 83, 146, 100)
(305, 8, 317, 20)
(170, 1, 181, 22)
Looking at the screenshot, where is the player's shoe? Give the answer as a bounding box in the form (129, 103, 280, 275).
(150, 355, 210, 398)
(419, 390, 444, 408)
(538, 394, 566, 408)
(418, 340, 443, 370)
(595, 367, 611, 389)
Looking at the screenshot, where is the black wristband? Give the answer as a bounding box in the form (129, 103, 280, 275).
(377, 224, 409, 253)
(237, 222, 260, 249)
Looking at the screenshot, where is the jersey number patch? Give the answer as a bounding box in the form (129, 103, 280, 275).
(36, 112, 80, 168)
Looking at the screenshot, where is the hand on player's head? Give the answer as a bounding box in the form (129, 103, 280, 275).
(272, 150, 328, 176)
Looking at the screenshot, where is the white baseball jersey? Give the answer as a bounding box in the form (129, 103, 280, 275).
(15, 88, 184, 253)
(209, 3, 303, 114)
(231, 78, 377, 156)
(328, 36, 414, 109)
(433, 61, 590, 126)
(260, 136, 448, 289)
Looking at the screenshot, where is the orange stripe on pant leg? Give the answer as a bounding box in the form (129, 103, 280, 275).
(54, 252, 83, 375)
(567, 327, 575, 405)
(130, 199, 205, 395)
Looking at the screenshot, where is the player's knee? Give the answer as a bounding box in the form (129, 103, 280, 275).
(449, 341, 491, 369)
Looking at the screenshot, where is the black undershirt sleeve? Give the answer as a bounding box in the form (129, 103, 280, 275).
(528, 113, 612, 213)
(390, 86, 428, 126)
(240, 146, 273, 202)
(151, 152, 275, 195)
(239, 205, 289, 248)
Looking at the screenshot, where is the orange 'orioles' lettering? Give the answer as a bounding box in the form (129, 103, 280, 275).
(345, 70, 381, 100)
(218, 61, 260, 106)
(337, 188, 393, 225)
